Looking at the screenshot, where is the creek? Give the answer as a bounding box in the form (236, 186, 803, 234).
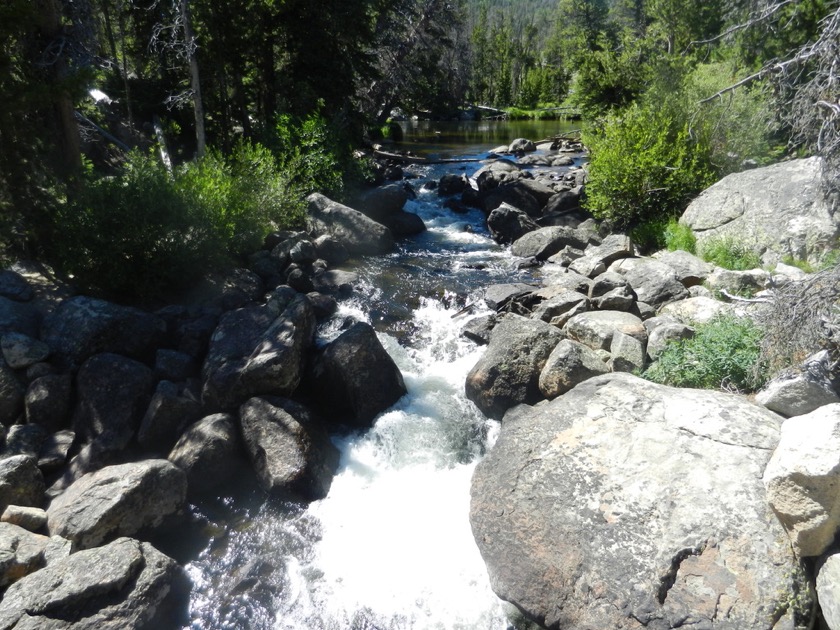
(186, 120, 580, 630)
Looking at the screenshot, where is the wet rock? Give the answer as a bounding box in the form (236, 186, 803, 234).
(308, 322, 407, 427)
(47, 460, 187, 550)
(0, 536, 189, 629)
(0, 455, 44, 510)
(486, 203, 539, 245)
(383, 210, 426, 236)
(465, 314, 564, 420)
(41, 296, 165, 368)
(168, 413, 248, 498)
(202, 295, 315, 411)
(508, 138, 536, 153)
(313, 234, 350, 266)
(471, 373, 793, 630)
(538, 339, 609, 399)
(543, 188, 583, 215)
(307, 193, 395, 256)
(306, 292, 338, 321)
(239, 397, 339, 501)
(763, 403, 840, 557)
(481, 182, 541, 217)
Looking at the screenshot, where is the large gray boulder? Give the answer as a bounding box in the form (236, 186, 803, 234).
(680, 157, 840, 263)
(0, 537, 189, 629)
(0, 298, 38, 338)
(538, 339, 609, 398)
(756, 351, 840, 417)
(486, 203, 539, 245)
(481, 181, 541, 217)
(510, 226, 588, 261)
(47, 460, 187, 550)
(465, 314, 564, 420)
(24, 374, 72, 433)
(239, 397, 339, 501)
(608, 258, 689, 308)
(0, 523, 67, 587)
(137, 380, 203, 455)
(564, 310, 646, 351)
(308, 322, 407, 427)
(202, 294, 315, 411)
(0, 456, 44, 511)
(763, 403, 840, 558)
(168, 413, 248, 498)
(353, 184, 409, 223)
(470, 373, 794, 629)
(41, 296, 165, 368)
(656, 250, 713, 288)
(818, 553, 840, 630)
(306, 193, 394, 256)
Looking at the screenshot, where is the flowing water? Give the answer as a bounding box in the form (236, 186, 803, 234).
(186, 122, 580, 630)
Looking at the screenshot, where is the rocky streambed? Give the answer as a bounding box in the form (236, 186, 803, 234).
(0, 136, 839, 629)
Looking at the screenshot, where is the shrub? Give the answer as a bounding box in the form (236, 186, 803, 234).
(699, 236, 761, 270)
(643, 314, 767, 392)
(664, 219, 697, 254)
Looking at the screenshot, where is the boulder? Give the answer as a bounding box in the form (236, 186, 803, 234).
(0, 333, 49, 370)
(47, 460, 187, 550)
(538, 339, 609, 399)
(154, 349, 196, 382)
(1, 505, 47, 532)
(168, 413, 248, 498)
(530, 290, 588, 327)
(656, 250, 713, 288)
(0, 537, 189, 629)
(508, 138, 536, 153)
(487, 204, 540, 244)
(465, 314, 564, 420)
(239, 397, 339, 500)
(306, 192, 395, 256)
(763, 403, 840, 557)
(0, 361, 23, 425)
(610, 330, 647, 372)
(588, 271, 636, 311)
(818, 553, 840, 630)
(757, 351, 840, 417)
(438, 174, 468, 196)
(482, 284, 536, 312)
(73, 353, 154, 450)
(564, 310, 646, 351)
(644, 317, 695, 361)
(308, 322, 407, 427)
(0, 523, 53, 587)
(510, 226, 588, 261)
(470, 373, 794, 630)
(481, 182, 541, 217)
(0, 298, 38, 338)
(567, 255, 607, 278)
(383, 210, 426, 236)
(36, 430, 75, 474)
(584, 234, 634, 268)
(680, 157, 840, 264)
(313, 234, 350, 266)
(513, 179, 557, 207)
(461, 314, 497, 345)
(354, 183, 409, 223)
(473, 159, 523, 192)
(659, 296, 735, 325)
(137, 380, 203, 454)
(182, 268, 264, 312)
(705, 267, 771, 295)
(202, 294, 315, 411)
(41, 296, 165, 368)
(2, 425, 46, 459)
(609, 258, 689, 308)
(0, 271, 33, 303)
(0, 456, 44, 511)
(543, 188, 583, 215)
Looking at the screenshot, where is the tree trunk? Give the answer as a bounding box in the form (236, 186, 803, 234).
(180, 0, 206, 158)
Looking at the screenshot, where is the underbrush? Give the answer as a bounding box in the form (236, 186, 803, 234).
(643, 314, 767, 392)
(699, 236, 762, 270)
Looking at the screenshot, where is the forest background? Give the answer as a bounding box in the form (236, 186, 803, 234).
(1, 0, 838, 300)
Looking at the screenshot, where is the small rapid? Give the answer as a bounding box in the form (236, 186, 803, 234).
(186, 137, 561, 630)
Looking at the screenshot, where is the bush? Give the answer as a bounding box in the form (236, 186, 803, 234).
(699, 236, 761, 270)
(643, 314, 767, 392)
(664, 219, 697, 254)
(52, 143, 304, 301)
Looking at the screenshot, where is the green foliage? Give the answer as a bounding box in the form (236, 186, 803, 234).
(699, 237, 762, 271)
(629, 219, 668, 254)
(583, 100, 716, 229)
(52, 144, 303, 301)
(643, 315, 767, 392)
(664, 219, 697, 254)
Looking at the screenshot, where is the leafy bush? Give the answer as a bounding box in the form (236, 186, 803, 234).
(53, 143, 304, 301)
(643, 314, 767, 392)
(664, 219, 697, 254)
(699, 236, 761, 270)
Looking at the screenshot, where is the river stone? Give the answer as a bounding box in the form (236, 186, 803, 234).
(818, 553, 840, 630)
(41, 296, 166, 368)
(644, 317, 695, 361)
(168, 413, 248, 498)
(308, 322, 407, 427)
(0, 536, 189, 629)
(610, 330, 646, 372)
(73, 353, 154, 450)
(313, 234, 350, 266)
(239, 397, 339, 501)
(202, 294, 315, 412)
(543, 188, 582, 215)
(656, 250, 713, 288)
(487, 203, 539, 244)
(530, 290, 588, 326)
(0, 522, 51, 587)
(36, 430, 75, 474)
(182, 267, 264, 312)
(1, 506, 47, 532)
(461, 314, 497, 346)
(24, 374, 72, 433)
(137, 380, 203, 455)
(564, 310, 646, 351)
(659, 296, 735, 325)
(465, 314, 564, 420)
(354, 183, 409, 223)
(0, 297, 38, 338)
(584, 234, 634, 268)
(470, 373, 794, 630)
(514, 178, 557, 207)
(306, 193, 395, 256)
(0, 333, 49, 370)
(538, 339, 609, 399)
(756, 360, 840, 418)
(510, 226, 588, 261)
(608, 258, 689, 307)
(482, 283, 536, 311)
(438, 173, 468, 196)
(763, 403, 840, 558)
(0, 456, 44, 511)
(509, 138, 536, 153)
(47, 460, 187, 550)
(680, 156, 840, 264)
(567, 254, 606, 278)
(384, 210, 426, 236)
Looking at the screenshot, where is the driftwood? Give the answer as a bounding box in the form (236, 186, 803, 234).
(373, 149, 483, 165)
(74, 111, 131, 152)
